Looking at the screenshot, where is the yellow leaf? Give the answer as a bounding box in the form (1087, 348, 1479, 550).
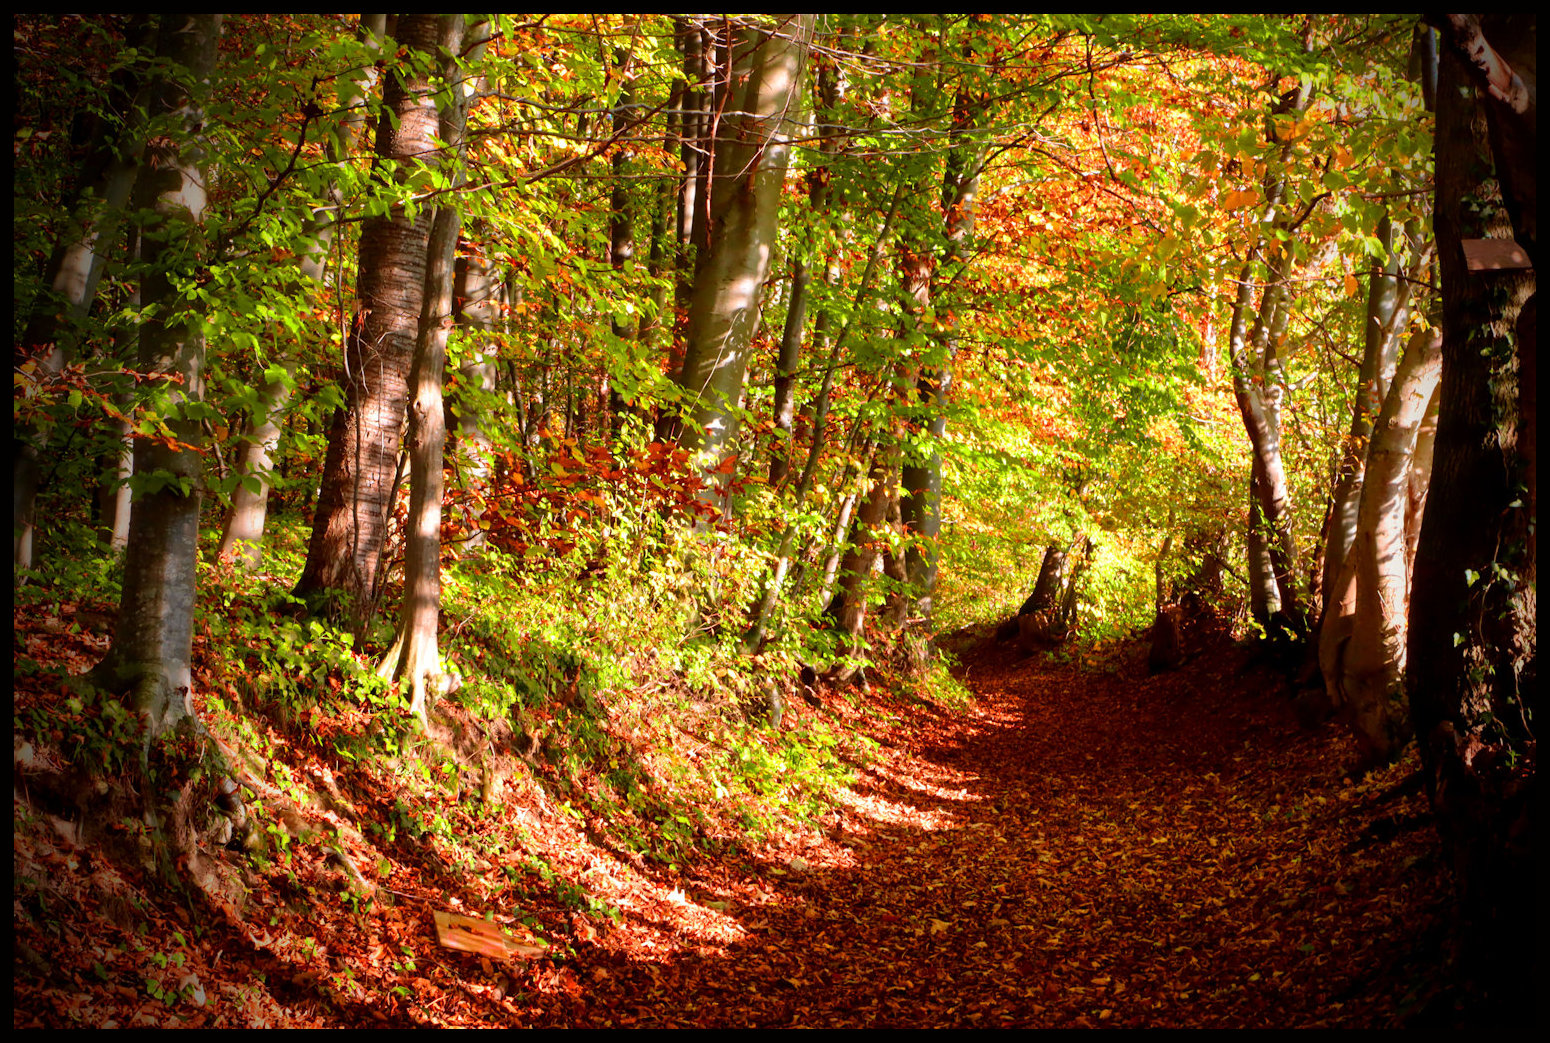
(1344, 273, 1360, 298)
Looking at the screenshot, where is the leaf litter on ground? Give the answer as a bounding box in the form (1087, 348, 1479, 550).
(13, 602, 1457, 1028)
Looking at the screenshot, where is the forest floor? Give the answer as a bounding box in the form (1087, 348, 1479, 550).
(14, 620, 1464, 1028)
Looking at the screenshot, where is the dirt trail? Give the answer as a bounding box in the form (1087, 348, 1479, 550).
(542, 638, 1450, 1028)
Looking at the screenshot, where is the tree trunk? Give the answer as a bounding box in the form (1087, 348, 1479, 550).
(1018, 542, 1068, 618)
(604, 42, 641, 438)
(1246, 460, 1283, 630)
(1237, 283, 1304, 635)
(1338, 328, 1442, 763)
(816, 490, 859, 610)
(93, 14, 222, 748)
(1060, 537, 1093, 630)
(901, 87, 984, 628)
(1015, 538, 1077, 649)
(770, 258, 814, 487)
(377, 17, 479, 722)
(1226, 67, 1316, 639)
(293, 14, 450, 627)
(1320, 216, 1416, 621)
(770, 52, 837, 487)
(825, 443, 897, 679)
(1404, 381, 1440, 575)
(216, 14, 386, 569)
(450, 244, 501, 550)
(672, 15, 813, 507)
(745, 183, 904, 649)
(99, 229, 142, 552)
(14, 14, 160, 569)
(1407, 21, 1535, 1021)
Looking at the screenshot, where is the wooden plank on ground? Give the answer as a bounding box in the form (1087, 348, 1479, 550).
(433, 910, 547, 960)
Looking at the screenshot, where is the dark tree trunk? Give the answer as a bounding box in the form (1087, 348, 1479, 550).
(1407, 21, 1535, 1022)
(1019, 542, 1068, 619)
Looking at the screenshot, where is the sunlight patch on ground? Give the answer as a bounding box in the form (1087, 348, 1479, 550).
(833, 781, 961, 832)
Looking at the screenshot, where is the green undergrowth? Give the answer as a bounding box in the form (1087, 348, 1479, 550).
(18, 511, 971, 947)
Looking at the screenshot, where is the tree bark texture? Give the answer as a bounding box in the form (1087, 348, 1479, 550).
(1319, 216, 1416, 621)
(1226, 69, 1316, 637)
(1235, 276, 1303, 633)
(769, 50, 837, 487)
(378, 16, 479, 722)
(1019, 542, 1068, 619)
(1334, 328, 1441, 763)
(1406, 23, 1536, 1021)
(98, 235, 143, 552)
(293, 14, 451, 625)
(673, 15, 813, 503)
(1246, 461, 1283, 629)
(96, 14, 222, 743)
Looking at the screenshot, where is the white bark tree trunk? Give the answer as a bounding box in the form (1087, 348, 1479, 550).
(1320, 216, 1415, 619)
(1335, 328, 1443, 762)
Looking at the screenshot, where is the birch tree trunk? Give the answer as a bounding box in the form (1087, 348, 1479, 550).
(1319, 216, 1416, 620)
(1337, 328, 1442, 763)
(1245, 463, 1284, 632)
(1233, 267, 1304, 635)
(1226, 56, 1314, 639)
(99, 229, 143, 552)
(1404, 383, 1440, 575)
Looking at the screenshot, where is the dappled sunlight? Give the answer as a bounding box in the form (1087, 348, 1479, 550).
(13, 9, 1527, 1031)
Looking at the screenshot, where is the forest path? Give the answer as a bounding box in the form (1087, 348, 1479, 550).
(544, 637, 1448, 1028)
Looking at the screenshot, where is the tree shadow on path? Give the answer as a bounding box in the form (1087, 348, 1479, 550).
(535, 637, 1453, 1028)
